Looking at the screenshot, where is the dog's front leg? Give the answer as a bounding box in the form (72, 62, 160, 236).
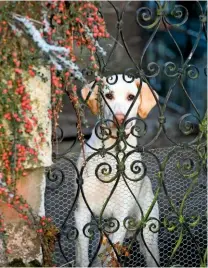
(75, 205, 91, 267)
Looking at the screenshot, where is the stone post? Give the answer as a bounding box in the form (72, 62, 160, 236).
(0, 67, 52, 265)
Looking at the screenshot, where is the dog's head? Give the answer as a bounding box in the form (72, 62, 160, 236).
(81, 75, 158, 134)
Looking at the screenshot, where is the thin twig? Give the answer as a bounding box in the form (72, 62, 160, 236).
(12, 12, 43, 25)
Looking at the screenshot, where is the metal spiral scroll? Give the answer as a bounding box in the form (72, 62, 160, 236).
(164, 4, 189, 26)
(123, 216, 138, 232)
(46, 167, 65, 189)
(163, 215, 180, 232)
(176, 157, 200, 179)
(106, 74, 118, 85)
(61, 225, 79, 241)
(124, 159, 147, 182)
(103, 217, 120, 234)
(164, 62, 180, 77)
(179, 114, 200, 136)
(94, 120, 114, 141)
(122, 69, 138, 83)
(83, 222, 100, 239)
(136, 4, 161, 29)
(46, 1, 207, 267)
(146, 217, 161, 233)
(125, 117, 147, 139)
(95, 162, 118, 183)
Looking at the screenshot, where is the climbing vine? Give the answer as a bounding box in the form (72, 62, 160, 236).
(0, 1, 108, 265)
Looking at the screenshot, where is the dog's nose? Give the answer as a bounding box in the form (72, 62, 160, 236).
(114, 114, 125, 126)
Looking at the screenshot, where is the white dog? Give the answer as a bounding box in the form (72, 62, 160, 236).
(75, 75, 159, 267)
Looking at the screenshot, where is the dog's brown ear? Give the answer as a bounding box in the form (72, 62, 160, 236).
(81, 82, 99, 115)
(135, 78, 158, 119)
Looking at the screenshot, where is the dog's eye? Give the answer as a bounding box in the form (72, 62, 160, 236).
(105, 93, 114, 100)
(127, 94, 135, 101)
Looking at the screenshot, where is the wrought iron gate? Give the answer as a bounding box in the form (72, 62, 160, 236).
(45, 1, 207, 267)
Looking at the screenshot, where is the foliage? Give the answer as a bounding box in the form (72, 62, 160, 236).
(99, 235, 130, 267)
(199, 114, 207, 138)
(0, 1, 108, 265)
(38, 216, 59, 267)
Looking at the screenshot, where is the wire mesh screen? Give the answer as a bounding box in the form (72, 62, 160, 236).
(45, 146, 207, 267)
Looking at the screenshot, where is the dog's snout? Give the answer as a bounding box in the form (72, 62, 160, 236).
(114, 113, 125, 125)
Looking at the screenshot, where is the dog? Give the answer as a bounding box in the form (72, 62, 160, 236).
(75, 74, 159, 267)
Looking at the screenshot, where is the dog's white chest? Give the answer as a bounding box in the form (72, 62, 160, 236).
(77, 150, 143, 217)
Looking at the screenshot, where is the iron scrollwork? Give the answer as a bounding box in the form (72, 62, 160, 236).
(46, 1, 207, 267)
